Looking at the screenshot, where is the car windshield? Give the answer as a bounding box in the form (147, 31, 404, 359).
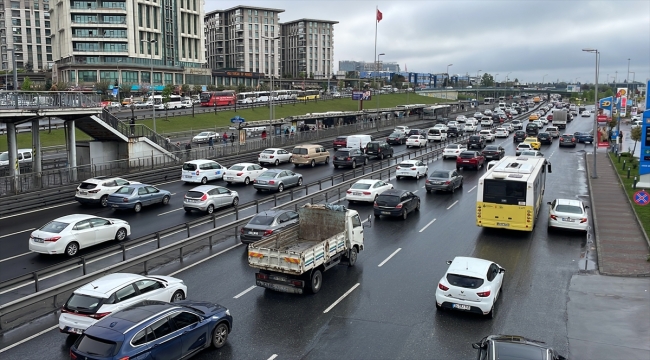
(39, 220, 69, 233)
(555, 205, 582, 214)
(197, 132, 211, 136)
(351, 183, 372, 190)
(230, 165, 245, 170)
(485, 146, 498, 151)
(388, 132, 401, 137)
(185, 191, 205, 199)
(250, 215, 276, 226)
(469, 136, 481, 141)
(494, 342, 547, 360)
(445, 145, 459, 149)
(262, 150, 275, 154)
(376, 195, 401, 206)
(520, 151, 538, 156)
(335, 151, 351, 157)
(459, 153, 475, 159)
(78, 182, 98, 190)
(0, 153, 8, 161)
(429, 171, 449, 178)
(75, 334, 117, 357)
(446, 274, 485, 289)
(182, 163, 197, 171)
(115, 186, 135, 195)
(408, 136, 419, 139)
(65, 293, 102, 313)
(367, 143, 379, 149)
(335, 137, 347, 141)
(398, 162, 415, 168)
(258, 172, 278, 179)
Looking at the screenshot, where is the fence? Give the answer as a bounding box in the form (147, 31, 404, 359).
(0, 91, 101, 109)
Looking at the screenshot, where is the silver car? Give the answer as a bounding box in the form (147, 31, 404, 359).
(240, 210, 299, 244)
(183, 185, 239, 214)
(252, 169, 303, 192)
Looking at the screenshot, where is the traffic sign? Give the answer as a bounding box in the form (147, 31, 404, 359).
(634, 190, 649, 206)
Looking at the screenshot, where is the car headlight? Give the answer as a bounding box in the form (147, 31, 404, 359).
(225, 309, 231, 316)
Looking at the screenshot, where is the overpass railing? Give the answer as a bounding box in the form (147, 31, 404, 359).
(0, 91, 102, 110)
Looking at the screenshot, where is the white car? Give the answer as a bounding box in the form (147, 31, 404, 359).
(58, 273, 187, 335)
(394, 126, 410, 133)
(29, 214, 131, 256)
(396, 159, 428, 179)
(509, 109, 519, 115)
(511, 120, 523, 130)
(433, 123, 449, 131)
(515, 143, 533, 155)
(446, 121, 458, 128)
(435, 256, 505, 318)
(406, 134, 427, 148)
(181, 100, 193, 108)
(182, 159, 226, 184)
(224, 162, 267, 185)
(474, 112, 483, 118)
(483, 109, 492, 116)
(455, 115, 467, 123)
(479, 130, 495, 142)
(502, 123, 514, 133)
(480, 118, 493, 127)
(75, 177, 140, 207)
(192, 131, 218, 143)
(581, 110, 591, 117)
(547, 198, 589, 233)
(346, 179, 393, 203)
(539, 116, 549, 125)
(258, 148, 292, 166)
(443, 144, 468, 159)
(630, 114, 641, 121)
(105, 102, 121, 110)
(631, 120, 643, 129)
(494, 127, 509, 138)
(464, 122, 478, 132)
(532, 120, 544, 128)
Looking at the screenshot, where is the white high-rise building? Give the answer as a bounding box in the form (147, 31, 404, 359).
(280, 19, 337, 79)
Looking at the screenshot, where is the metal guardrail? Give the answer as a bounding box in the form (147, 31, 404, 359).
(0, 91, 101, 109)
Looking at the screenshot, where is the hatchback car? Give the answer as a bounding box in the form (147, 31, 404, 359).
(70, 300, 232, 359)
(443, 144, 468, 159)
(472, 335, 567, 360)
(537, 132, 553, 145)
(75, 177, 140, 207)
(373, 189, 420, 220)
(581, 110, 591, 117)
(467, 135, 486, 149)
(457, 151, 485, 170)
(513, 130, 527, 143)
(435, 256, 505, 318)
(333, 136, 348, 148)
(333, 148, 369, 169)
(482, 145, 505, 161)
(406, 134, 427, 148)
(386, 131, 407, 145)
(29, 214, 130, 257)
(365, 141, 394, 159)
(182, 159, 226, 184)
(559, 134, 577, 147)
(59, 273, 187, 335)
(183, 185, 239, 214)
(240, 209, 299, 244)
(346, 179, 393, 203)
(107, 184, 171, 213)
(253, 169, 303, 192)
(258, 148, 292, 166)
(396, 159, 428, 179)
(515, 143, 533, 155)
(425, 169, 463, 193)
(547, 198, 589, 233)
(224, 162, 267, 185)
(192, 131, 218, 143)
(479, 129, 496, 142)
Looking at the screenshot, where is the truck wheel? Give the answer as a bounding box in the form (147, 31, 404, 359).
(347, 247, 358, 267)
(309, 270, 322, 294)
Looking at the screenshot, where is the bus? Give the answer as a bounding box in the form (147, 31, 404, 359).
(484, 97, 495, 105)
(296, 90, 320, 101)
(237, 92, 256, 104)
(200, 90, 236, 107)
(476, 155, 552, 231)
(152, 95, 184, 110)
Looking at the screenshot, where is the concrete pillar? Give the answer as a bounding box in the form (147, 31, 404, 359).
(32, 119, 42, 187)
(6, 123, 19, 193)
(66, 120, 77, 181)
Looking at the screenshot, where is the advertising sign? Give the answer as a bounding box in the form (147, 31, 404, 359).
(352, 91, 371, 101)
(617, 88, 628, 117)
(640, 80, 650, 176)
(598, 97, 613, 123)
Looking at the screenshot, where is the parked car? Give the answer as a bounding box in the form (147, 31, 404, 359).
(240, 209, 300, 244)
(425, 169, 463, 193)
(182, 159, 226, 184)
(547, 198, 589, 233)
(69, 300, 233, 359)
(396, 159, 428, 179)
(59, 273, 187, 335)
(406, 134, 427, 148)
(107, 184, 171, 213)
(333, 136, 348, 148)
(333, 148, 369, 169)
(183, 185, 239, 214)
(258, 148, 292, 166)
(482, 145, 505, 160)
(192, 131, 218, 143)
(472, 335, 566, 360)
(537, 132, 553, 145)
(346, 179, 394, 203)
(365, 140, 394, 159)
(29, 214, 130, 257)
(386, 131, 407, 145)
(75, 177, 140, 207)
(467, 135, 486, 149)
(223, 162, 267, 185)
(253, 169, 303, 192)
(373, 189, 420, 220)
(456, 151, 485, 170)
(559, 133, 577, 147)
(574, 131, 594, 144)
(443, 144, 468, 159)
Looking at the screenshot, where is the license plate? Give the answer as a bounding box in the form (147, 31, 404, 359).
(463, 160, 469, 163)
(434, 181, 442, 185)
(184, 175, 193, 179)
(257, 180, 267, 184)
(33, 238, 43, 243)
(562, 218, 574, 222)
(353, 192, 362, 195)
(111, 204, 119, 208)
(66, 327, 83, 334)
(381, 211, 391, 215)
(269, 274, 288, 282)
(249, 231, 259, 235)
(452, 303, 471, 311)
(80, 191, 87, 195)
(497, 222, 509, 227)
(226, 177, 234, 180)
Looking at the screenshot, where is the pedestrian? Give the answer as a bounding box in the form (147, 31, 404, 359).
(223, 132, 228, 144)
(165, 136, 171, 143)
(290, 129, 294, 137)
(208, 136, 214, 150)
(261, 130, 267, 142)
(129, 117, 136, 135)
(230, 132, 235, 146)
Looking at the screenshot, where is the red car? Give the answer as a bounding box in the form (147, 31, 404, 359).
(456, 151, 486, 170)
(547, 114, 553, 121)
(333, 136, 348, 148)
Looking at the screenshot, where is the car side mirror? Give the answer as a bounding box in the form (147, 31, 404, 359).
(446, 260, 452, 265)
(584, 205, 589, 209)
(547, 201, 552, 205)
(471, 343, 481, 350)
(500, 267, 506, 273)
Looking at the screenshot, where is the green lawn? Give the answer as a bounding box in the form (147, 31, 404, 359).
(0, 93, 446, 151)
(609, 153, 650, 237)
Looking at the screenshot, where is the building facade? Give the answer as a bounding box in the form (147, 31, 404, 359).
(49, 0, 210, 89)
(280, 18, 336, 79)
(338, 60, 400, 73)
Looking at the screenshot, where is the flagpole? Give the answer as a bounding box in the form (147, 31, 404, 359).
(374, 6, 378, 111)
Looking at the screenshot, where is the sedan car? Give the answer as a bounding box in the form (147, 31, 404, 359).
(474, 112, 483, 118)
(183, 185, 239, 214)
(192, 131, 218, 143)
(394, 125, 410, 133)
(346, 179, 393, 203)
(547, 198, 589, 233)
(224, 162, 267, 185)
(435, 256, 505, 318)
(396, 159, 428, 179)
(253, 169, 303, 192)
(425, 169, 463, 193)
(442, 144, 468, 159)
(258, 148, 292, 166)
(333, 148, 369, 168)
(581, 110, 591, 117)
(386, 131, 408, 145)
(107, 184, 171, 213)
(133, 101, 152, 109)
(559, 133, 577, 147)
(574, 131, 594, 144)
(537, 132, 553, 145)
(513, 130, 527, 143)
(472, 335, 567, 360)
(494, 127, 509, 138)
(523, 137, 541, 150)
(457, 151, 485, 170)
(482, 145, 505, 161)
(240, 209, 300, 244)
(373, 189, 420, 220)
(70, 300, 232, 359)
(405, 134, 427, 148)
(59, 273, 187, 335)
(528, 113, 540, 121)
(75, 176, 140, 207)
(29, 214, 130, 257)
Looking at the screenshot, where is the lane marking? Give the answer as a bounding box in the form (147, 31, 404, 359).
(0, 251, 32, 263)
(323, 283, 360, 314)
(233, 285, 257, 299)
(446, 200, 459, 210)
(158, 208, 184, 216)
(0, 202, 77, 220)
(378, 248, 401, 267)
(0, 325, 58, 353)
(0, 228, 35, 239)
(419, 218, 437, 233)
(268, 355, 279, 360)
(467, 185, 477, 193)
(413, 190, 419, 194)
(168, 243, 243, 276)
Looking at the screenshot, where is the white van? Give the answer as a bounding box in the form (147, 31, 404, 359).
(464, 119, 478, 132)
(427, 128, 447, 142)
(498, 102, 506, 109)
(181, 159, 227, 184)
(346, 134, 372, 150)
(0, 148, 33, 167)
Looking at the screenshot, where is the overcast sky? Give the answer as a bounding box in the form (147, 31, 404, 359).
(205, 0, 650, 85)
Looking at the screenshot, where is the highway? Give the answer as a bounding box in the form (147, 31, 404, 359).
(0, 103, 598, 359)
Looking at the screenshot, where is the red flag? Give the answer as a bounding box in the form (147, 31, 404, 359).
(376, 9, 383, 22)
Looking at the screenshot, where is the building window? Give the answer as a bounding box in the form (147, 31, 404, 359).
(68, 71, 76, 83)
(100, 71, 118, 82)
(175, 73, 184, 85)
(78, 70, 97, 83)
(122, 70, 139, 83)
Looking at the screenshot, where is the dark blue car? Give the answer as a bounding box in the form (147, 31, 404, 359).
(574, 131, 594, 144)
(70, 300, 233, 360)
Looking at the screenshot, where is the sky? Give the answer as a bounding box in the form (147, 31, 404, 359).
(205, 0, 650, 85)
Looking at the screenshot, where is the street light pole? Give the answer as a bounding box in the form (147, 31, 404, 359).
(261, 36, 280, 122)
(542, 74, 548, 87)
(141, 39, 158, 132)
(476, 70, 482, 105)
(583, 48, 599, 178)
(116, 59, 122, 105)
(446, 63, 453, 101)
(376, 53, 385, 111)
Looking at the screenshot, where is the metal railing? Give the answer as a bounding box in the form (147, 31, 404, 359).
(98, 109, 182, 153)
(0, 91, 102, 110)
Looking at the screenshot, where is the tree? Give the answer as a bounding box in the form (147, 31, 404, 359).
(21, 77, 33, 90)
(139, 84, 150, 97)
(514, 78, 519, 84)
(120, 83, 133, 99)
(181, 84, 190, 96)
(53, 81, 70, 91)
(192, 84, 203, 94)
(207, 84, 217, 91)
(258, 82, 269, 91)
(237, 83, 247, 93)
(95, 80, 111, 98)
(216, 85, 225, 91)
(480, 73, 495, 87)
(630, 126, 642, 155)
(45, 78, 52, 91)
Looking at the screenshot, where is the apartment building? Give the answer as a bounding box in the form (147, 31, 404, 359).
(280, 18, 337, 79)
(339, 60, 400, 73)
(49, 0, 210, 89)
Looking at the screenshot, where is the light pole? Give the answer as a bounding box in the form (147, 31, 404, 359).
(583, 48, 599, 178)
(630, 71, 636, 105)
(116, 59, 122, 105)
(542, 74, 548, 87)
(626, 58, 630, 112)
(494, 73, 499, 99)
(261, 36, 280, 122)
(376, 53, 385, 110)
(141, 39, 158, 132)
(476, 70, 482, 105)
(446, 63, 453, 101)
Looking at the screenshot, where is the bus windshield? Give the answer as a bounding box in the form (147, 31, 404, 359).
(482, 179, 527, 205)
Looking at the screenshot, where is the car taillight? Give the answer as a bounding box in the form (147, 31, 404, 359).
(445, 181, 450, 185)
(70, 350, 77, 360)
(346, 190, 352, 194)
(362, 191, 371, 195)
(395, 203, 403, 209)
(195, 170, 200, 175)
(123, 197, 129, 202)
(264, 229, 274, 236)
(396, 166, 401, 170)
(269, 155, 274, 158)
(346, 157, 351, 161)
(89, 312, 111, 320)
(477, 290, 491, 297)
(200, 194, 208, 201)
(236, 172, 243, 176)
(88, 189, 100, 194)
(438, 283, 449, 291)
(44, 236, 61, 242)
(411, 167, 416, 170)
(240, 228, 245, 233)
(425, 179, 430, 184)
(256, 273, 269, 280)
(580, 218, 588, 223)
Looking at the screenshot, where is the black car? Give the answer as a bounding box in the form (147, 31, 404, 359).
(333, 148, 369, 169)
(537, 132, 552, 145)
(473, 335, 566, 360)
(467, 135, 486, 149)
(425, 169, 463, 193)
(447, 126, 463, 138)
(525, 123, 539, 136)
(482, 145, 505, 160)
(513, 130, 527, 143)
(373, 189, 420, 220)
(559, 134, 577, 147)
(365, 140, 394, 159)
(386, 131, 407, 145)
(407, 129, 424, 137)
(240, 209, 299, 244)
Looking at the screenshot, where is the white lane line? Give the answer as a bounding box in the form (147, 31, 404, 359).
(419, 218, 437, 233)
(446, 200, 459, 210)
(0, 228, 35, 239)
(0, 251, 32, 263)
(0, 325, 58, 353)
(157, 208, 184, 216)
(467, 186, 477, 193)
(323, 283, 360, 314)
(168, 243, 243, 276)
(170, 193, 177, 196)
(233, 285, 257, 299)
(0, 202, 77, 220)
(413, 190, 419, 194)
(378, 248, 402, 267)
(267, 355, 278, 360)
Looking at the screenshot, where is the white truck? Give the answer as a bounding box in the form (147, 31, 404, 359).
(248, 203, 369, 294)
(552, 109, 568, 129)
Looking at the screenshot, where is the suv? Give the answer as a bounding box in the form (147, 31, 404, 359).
(333, 148, 369, 169)
(467, 135, 486, 149)
(365, 141, 394, 159)
(292, 144, 330, 167)
(457, 151, 485, 170)
(537, 132, 553, 145)
(76, 177, 140, 207)
(511, 120, 523, 130)
(447, 125, 463, 138)
(333, 136, 348, 148)
(473, 335, 566, 360)
(559, 134, 577, 147)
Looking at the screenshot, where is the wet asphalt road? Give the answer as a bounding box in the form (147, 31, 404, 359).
(0, 111, 597, 359)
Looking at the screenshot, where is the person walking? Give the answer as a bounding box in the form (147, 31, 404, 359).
(261, 130, 267, 142)
(230, 132, 235, 146)
(208, 136, 214, 150)
(222, 132, 228, 145)
(129, 117, 136, 136)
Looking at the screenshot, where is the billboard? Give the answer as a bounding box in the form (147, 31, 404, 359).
(352, 91, 372, 101)
(640, 80, 650, 176)
(598, 96, 613, 123)
(617, 88, 628, 117)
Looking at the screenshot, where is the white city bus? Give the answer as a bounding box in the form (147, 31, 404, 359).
(237, 92, 256, 104)
(484, 97, 495, 105)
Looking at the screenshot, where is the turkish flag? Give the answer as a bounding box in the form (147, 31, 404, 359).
(377, 9, 383, 22)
